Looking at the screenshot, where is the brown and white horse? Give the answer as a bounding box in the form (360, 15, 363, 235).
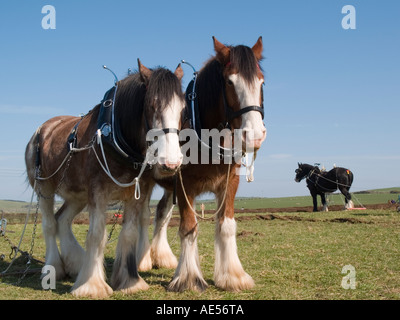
(25, 60, 185, 298)
(149, 37, 267, 292)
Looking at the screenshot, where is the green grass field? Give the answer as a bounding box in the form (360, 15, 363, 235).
(1, 206, 399, 300)
(0, 188, 399, 300)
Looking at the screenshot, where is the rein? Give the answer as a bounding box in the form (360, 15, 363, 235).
(313, 172, 352, 188)
(93, 130, 155, 200)
(306, 168, 352, 191)
(177, 162, 232, 221)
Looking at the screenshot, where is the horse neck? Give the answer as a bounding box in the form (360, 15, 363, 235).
(303, 165, 316, 175)
(302, 166, 320, 183)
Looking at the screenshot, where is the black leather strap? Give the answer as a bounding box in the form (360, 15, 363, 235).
(226, 105, 264, 122)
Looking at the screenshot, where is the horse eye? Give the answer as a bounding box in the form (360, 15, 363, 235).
(227, 79, 234, 86)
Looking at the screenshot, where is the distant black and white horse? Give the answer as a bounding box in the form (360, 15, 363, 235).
(295, 163, 354, 212)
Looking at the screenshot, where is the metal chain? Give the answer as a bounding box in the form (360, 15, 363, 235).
(107, 203, 123, 243)
(28, 195, 40, 260)
(15, 191, 41, 284)
(1, 230, 17, 261)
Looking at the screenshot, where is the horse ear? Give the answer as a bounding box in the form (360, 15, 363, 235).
(252, 36, 263, 61)
(213, 36, 230, 65)
(174, 63, 184, 81)
(138, 58, 152, 85)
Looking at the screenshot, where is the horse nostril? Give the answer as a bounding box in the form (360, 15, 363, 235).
(162, 159, 182, 171)
(162, 163, 178, 172)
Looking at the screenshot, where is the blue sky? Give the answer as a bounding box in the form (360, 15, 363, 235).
(0, 0, 399, 202)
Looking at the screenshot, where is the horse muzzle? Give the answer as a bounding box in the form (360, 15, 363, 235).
(241, 128, 267, 152)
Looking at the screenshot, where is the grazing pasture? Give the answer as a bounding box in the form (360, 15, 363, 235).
(1, 191, 399, 300)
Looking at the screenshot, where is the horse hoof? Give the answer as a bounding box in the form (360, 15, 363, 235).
(151, 246, 178, 269)
(167, 276, 208, 292)
(43, 258, 66, 280)
(117, 277, 149, 294)
(71, 279, 113, 298)
(138, 251, 153, 272)
(215, 272, 255, 292)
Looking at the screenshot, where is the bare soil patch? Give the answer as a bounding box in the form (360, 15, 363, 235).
(2, 203, 396, 226)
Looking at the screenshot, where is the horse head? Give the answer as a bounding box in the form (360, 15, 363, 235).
(138, 59, 185, 177)
(213, 36, 267, 152)
(295, 163, 320, 182)
(295, 163, 308, 182)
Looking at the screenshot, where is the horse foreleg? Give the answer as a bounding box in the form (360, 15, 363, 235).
(71, 194, 112, 298)
(320, 193, 328, 212)
(167, 190, 207, 292)
(311, 193, 318, 212)
(137, 190, 153, 272)
(40, 193, 66, 280)
(110, 183, 154, 294)
(214, 174, 254, 292)
(151, 189, 178, 269)
(56, 200, 87, 277)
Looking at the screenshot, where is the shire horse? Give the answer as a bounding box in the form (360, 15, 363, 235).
(294, 163, 354, 212)
(133, 36, 266, 292)
(25, 60, 185, 298)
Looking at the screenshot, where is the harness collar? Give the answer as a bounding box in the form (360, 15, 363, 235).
(96, 82, 181, 167)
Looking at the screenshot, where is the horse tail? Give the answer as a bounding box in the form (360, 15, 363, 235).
(24, 126, 43, 187)
(346, 169, 354, 188)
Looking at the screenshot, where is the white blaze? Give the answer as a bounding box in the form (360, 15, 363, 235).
(228, 74, 266, 146)
(154, 94, 184, 167)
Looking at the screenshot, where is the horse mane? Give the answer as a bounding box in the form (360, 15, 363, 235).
(114, 72, 147, 150)
(144, 67, 184, 120)
(196, 44, 262, 128)
(113, 67, 183, 151)
(300, 163, 321, 174)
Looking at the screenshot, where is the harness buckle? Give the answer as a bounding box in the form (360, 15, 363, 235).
(188, 92, 197, 100)
(103, 99, 113, 108)
(100, 123, 112, 137)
